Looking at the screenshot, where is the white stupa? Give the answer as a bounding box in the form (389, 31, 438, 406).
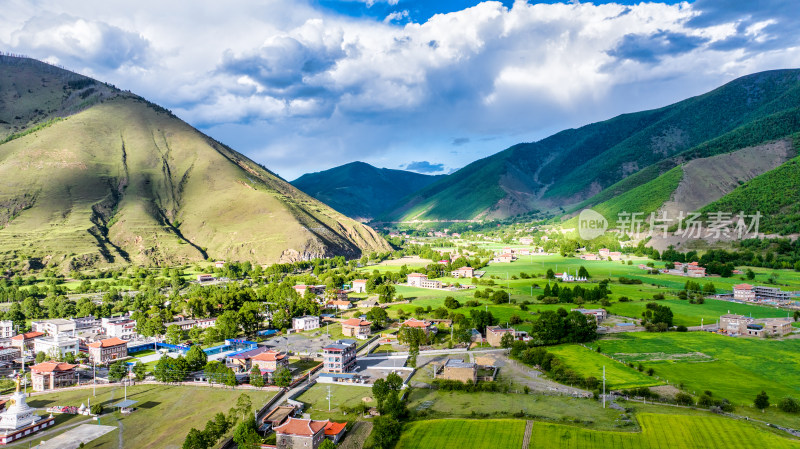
(0, 376, 40, 432)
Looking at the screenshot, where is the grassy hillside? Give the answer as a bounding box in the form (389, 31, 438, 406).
(699, 138, 800, 234)
(290, 161, 443, 221)
(0, 57, 390, 270)
(382, 69, 800, 222)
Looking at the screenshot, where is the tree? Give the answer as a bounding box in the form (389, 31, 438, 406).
(444, 296, 460, 309)
(90, 404, 104, 415)
(319, 440, 336, 449)
(273, 366, 292, 387)
(369, 416, 401, 449)
(166, 325, 184, 345)
(35, 351, 46, 364)
(500, 332, 515, 349)
(375, 284, 396, 303)
(216, 311, 240, 339)
(778, 397, 800, 413)
(372, 379, 389, 408)
(202, 327, 221, 346)
(754, 390, 770, 410)
(108, 360, 128, 382)
(385, 372, 403, 391)
(578, 266, 590, 278)
(186, 345, 208, 372)
(238, 302, 263, 336)
(235, 393, 253, 419)
(366, 307, 388, 328)
(182, 428, 209, 449)
(133, 361, 147, 381)
(232, 416, 261, 449)
(250, 365, 264, 388)
(153, 355, 172, 383)
(746, 269, 756, 280)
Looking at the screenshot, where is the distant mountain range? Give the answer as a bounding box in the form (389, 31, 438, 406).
(373, 69, 800, 227)
(291, 162, 443, 222)
(0, 56, 389, 270)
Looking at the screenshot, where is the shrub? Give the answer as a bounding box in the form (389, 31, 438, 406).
(675, 393, 694, 406)
(778, 397, 800, 413)
(676, 325, 688, 332)
(90, 404, 104, 415)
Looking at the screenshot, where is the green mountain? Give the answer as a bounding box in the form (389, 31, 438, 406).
(381, 69, 800, 222)
(0, 56, 390, 270)
(291, 162, 443, 221)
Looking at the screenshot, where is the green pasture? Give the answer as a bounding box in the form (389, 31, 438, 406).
(396, 419, 525, 449)
(548, 345, 663, 390)
(589, 332, 800, 404)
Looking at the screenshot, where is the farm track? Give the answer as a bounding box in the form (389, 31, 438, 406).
(521, 420, 533, 449)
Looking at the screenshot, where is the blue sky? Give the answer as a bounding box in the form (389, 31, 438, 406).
(1, 0, 799, 179)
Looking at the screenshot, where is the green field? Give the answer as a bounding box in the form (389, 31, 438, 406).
(529, 413, 800, 449)
(606, 298, 791, 327)
(397, 419, 525, 449)
(397, 413, 800, 449)
(408, 389, 622, 429)
(548, 345, 663, 390)
(27, 385, 276, 449)
(589, 332, 800, 404)
(295, 383, 373, 421)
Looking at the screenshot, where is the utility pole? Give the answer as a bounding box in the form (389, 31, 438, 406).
(602, 365, 606, 409)
(327, 386, 332, 411)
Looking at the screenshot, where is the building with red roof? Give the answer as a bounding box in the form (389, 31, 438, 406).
(87, 337, 128, 365)
(250, 350, 289, 376)
(341, 318, 372, 339)
(401, 319, 436, 335)
(30, 362, 77, 392)
(274, 417, 328, 449)
(10, 331, 44, 351)
(324, 421, 347, 443)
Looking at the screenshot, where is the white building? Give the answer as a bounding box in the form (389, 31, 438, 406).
(0, 321, 14, 339)
(450, 267, 474, 278)
(351, 279, 367, 294)
(407, 273, 443, 289)
(292, 316, 320, 331)
(102, 318, 138, 340)
(31, 319, 76, 336)
(32, 333, 79, 358)
(733, 284, 756, 302)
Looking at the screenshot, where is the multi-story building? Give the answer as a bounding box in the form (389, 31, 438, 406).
(322, 339, 357, 373)
(33, 333, 79, 358)
(406, 273, 442, 289)
(292, 316, 320, 331)
(753, 286, 792, 301)
(87, 337, 128, 365)
(11, 331, 45, 351)
(341, 318, 371, 339)
(293, 285, 326, 297)
(0, 320, 14, 339)
(31, 319, 76, 336)
(571, 308, 607, 323)
(485, 326, 515, 347)
(450, 267, 474, 278)
(733, 284, 756, 301)
(72, 315, 100, 329)
(719, 314, 755, 334)
(226, 346, 272, 373)
(102, 318, 138, 340)
(0, 348, 19, 363)
(30, 362, 77, 392)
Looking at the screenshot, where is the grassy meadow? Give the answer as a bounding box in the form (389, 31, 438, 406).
(397, 419, 526, 449)
(547, 345, 663, 390)
(587, 332, 800, 404)
(27, 384, 276, 449)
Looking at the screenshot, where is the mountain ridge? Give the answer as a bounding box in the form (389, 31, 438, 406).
(0, 56, 390, 270)
(291, 161, 444, 222)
